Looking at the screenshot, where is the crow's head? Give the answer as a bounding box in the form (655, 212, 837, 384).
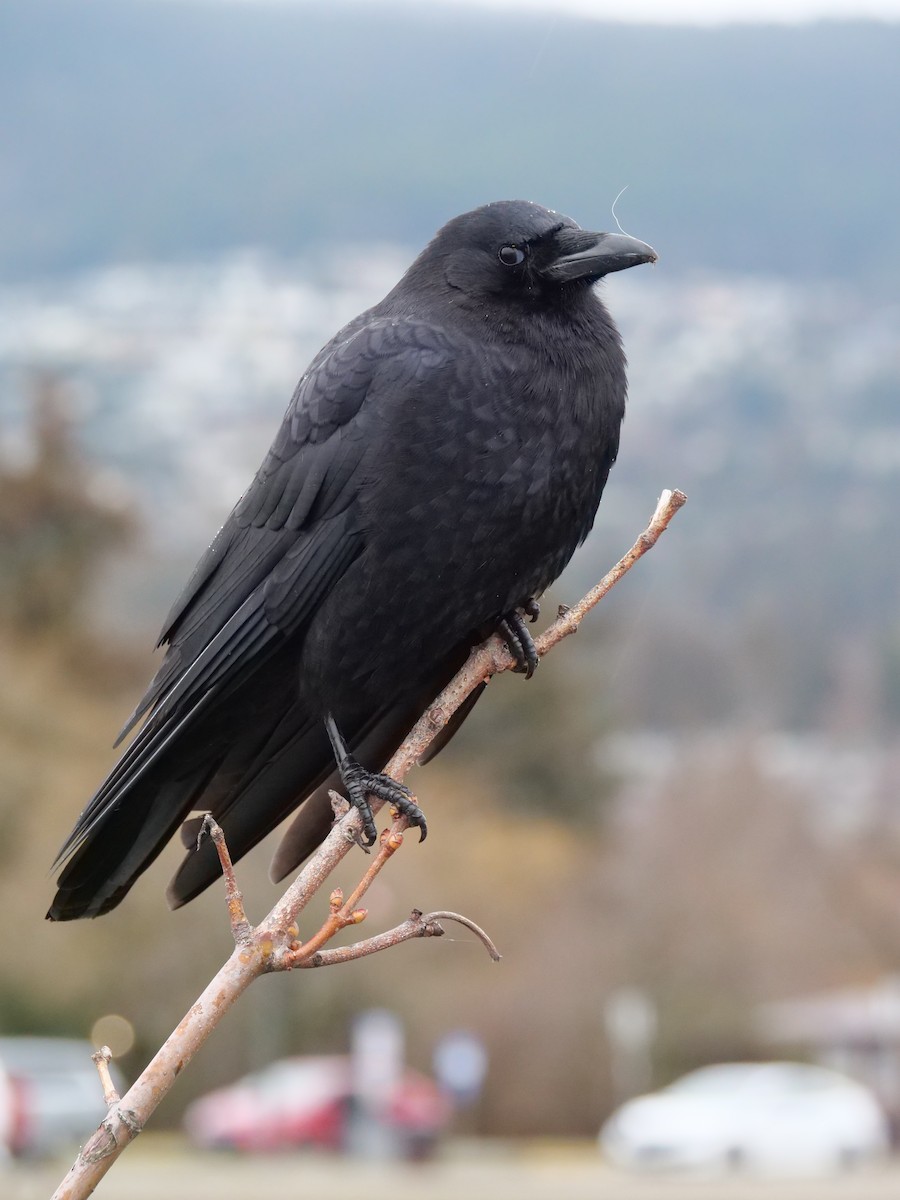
(410, 200, 656, 304)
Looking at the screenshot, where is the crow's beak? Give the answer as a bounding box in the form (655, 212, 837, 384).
(544, 230, 658, 282)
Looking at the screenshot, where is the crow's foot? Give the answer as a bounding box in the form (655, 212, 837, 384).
(325, 715, 427, 846)
(341, 764, 426, 847)
(498, 603, 540, 679)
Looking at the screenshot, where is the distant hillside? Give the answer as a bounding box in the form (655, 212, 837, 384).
(1, 1, 899, 285)
(3, 257, 899, 733)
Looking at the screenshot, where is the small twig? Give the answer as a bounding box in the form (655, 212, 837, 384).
(417, 910, 502, 961)
(297, 909, 446, 966)
(537, 488, 687, 649)
(91, 1047, 120, 1107)
(278, 826, 405, 968)
(53, 488, 685, 1200)
(295, 908, 501, 968)
(199, 814, 252, 946)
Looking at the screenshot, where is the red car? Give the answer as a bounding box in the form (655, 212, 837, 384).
(184, 1055, 449, 1157)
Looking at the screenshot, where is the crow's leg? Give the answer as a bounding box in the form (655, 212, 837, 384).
(498, 599, 540, 679)
(324, 714, 427, 845)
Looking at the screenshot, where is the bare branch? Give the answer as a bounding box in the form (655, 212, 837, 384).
(295, 908, 502, 968)
(198, 814, 252, 946)
(296, 910, 446, 967)
(276, 826, 405, 968)
(266, 489, 687, 934)
(90, 1047, 119, 1107)
(537, 487, 686, 648)
(417, 911, 502, 962)
(52, 488, 685, 1200)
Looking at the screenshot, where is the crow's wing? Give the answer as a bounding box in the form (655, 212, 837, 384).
(52, 317, 460, 879)
(116, 317, 383, 742)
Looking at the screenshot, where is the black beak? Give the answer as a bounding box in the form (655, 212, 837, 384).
(544, 229, 658, 283)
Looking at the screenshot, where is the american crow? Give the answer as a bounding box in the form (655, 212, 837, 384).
(48, 200, 656, 921)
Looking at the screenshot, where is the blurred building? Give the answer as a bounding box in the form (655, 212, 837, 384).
(759, 976, 900, 1141)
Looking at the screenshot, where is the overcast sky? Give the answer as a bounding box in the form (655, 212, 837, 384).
(345, 0, 900, 21)
(197, 0, 900, 23)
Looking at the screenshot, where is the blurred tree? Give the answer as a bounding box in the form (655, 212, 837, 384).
(0, 373, 134, 636)
(598, 736, 900, 1087)
(0, 374, 147, 1046)
(450, 615, 616, 822)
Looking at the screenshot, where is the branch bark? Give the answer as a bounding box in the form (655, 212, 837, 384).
(52, 487, 685, 1200)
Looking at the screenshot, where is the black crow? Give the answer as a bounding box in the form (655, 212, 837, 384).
(48, 200, 656, 920)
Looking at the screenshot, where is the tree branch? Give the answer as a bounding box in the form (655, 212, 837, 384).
(52, 487, 685, 1200)
(90, 1047, 120, 1108)
(294, 908, 501, 968)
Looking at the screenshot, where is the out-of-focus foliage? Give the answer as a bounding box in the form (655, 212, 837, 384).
(0, 376, 133, 637)
(450, 618, 616, 821)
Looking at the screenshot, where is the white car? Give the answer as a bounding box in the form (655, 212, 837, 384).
(599, 1061, 890, 1175)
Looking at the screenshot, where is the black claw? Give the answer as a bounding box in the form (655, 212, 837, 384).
(325, 714, 426, 845)
(498, 616, 525, 667)
(391, 792, 428, 842)
(344, 767, 427, 843)
(357, 771, 427, 841)
(498, 609, 539, 679)
(343, 768, 379, 845)
(524, 597, 541, 623)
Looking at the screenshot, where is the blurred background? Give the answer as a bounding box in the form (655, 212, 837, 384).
(2, 0, 900, 1189)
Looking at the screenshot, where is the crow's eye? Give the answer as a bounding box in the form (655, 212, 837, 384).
(498, 245, 526, 267)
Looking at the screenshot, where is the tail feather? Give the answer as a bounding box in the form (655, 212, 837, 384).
(47, 761, 218, 920)
(47, 663, 299, 921)
(166, 715, 335, 908)
(48, 641, 483, 921)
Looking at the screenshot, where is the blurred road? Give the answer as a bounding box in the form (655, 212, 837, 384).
(6, 1139, 900, 1200)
